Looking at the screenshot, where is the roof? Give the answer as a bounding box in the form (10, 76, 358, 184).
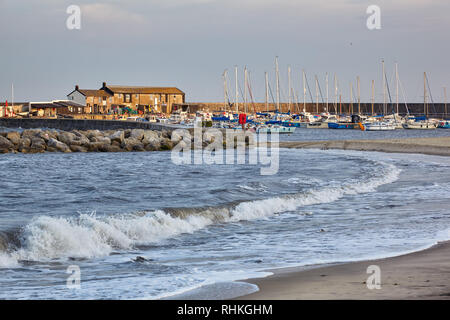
(77, 89, 112, 97)
(29, 100, 85, 109)
(104, 85, 184, 95)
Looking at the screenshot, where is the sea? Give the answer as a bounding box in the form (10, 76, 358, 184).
(1, 127, 450, 299)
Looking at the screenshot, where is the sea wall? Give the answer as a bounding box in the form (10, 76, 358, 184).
(0, 118, 180, 132)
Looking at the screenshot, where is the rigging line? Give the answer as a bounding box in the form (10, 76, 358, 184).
(304, 72, 314, 105)
(316, 77, 325, 104)
(247, 72, 257, 114)
(268, 83, 276, 108)
(398, 77, 410, 115)
(425, 73, 436, 115)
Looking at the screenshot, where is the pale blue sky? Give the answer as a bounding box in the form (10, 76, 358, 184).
(0, 0, 449, 103)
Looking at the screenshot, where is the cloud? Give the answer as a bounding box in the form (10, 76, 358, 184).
(80, 3, 148, 32)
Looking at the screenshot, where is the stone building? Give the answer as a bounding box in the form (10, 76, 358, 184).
(67, 82, 185, 114)
(67, 86, 113, 114)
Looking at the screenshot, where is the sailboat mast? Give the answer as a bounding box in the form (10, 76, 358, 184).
(444, 87, 448, 118)
(424, 72, 427, 117)
(288, 65, 291, 112)
(275, 57, 280, 112)
(334, 74, 338, 115)
(396, 63, 399, 115)
(244, 67, 248, 114)
(315, 75, 319, 114)
(350, 82, 353, 115)
(265, 72, 269, 113)
(302, 69, 306, 113)
(326, 73, 329, 113)
(235, 66, 239, 113)
(223, 70, 228, 111)
(357, 76, 360, 115)
(371, 80, 375, 116)
(382, 59, 386, 115)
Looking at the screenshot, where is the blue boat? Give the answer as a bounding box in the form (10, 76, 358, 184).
(328, 122, 355, 129)
(438, 121, 450, 128)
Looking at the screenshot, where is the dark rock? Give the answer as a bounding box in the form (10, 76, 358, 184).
(17, 137, 31, 152)
(6, 132, 21, 145)
(0, 136, 13, 153)
(30, 137, 46, 152)
(69, 145, 88, 153)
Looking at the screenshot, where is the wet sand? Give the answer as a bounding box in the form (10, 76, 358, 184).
(237, 137, 450, 300)
(237, 241, 450, 300)
(278, 137, 450, 156)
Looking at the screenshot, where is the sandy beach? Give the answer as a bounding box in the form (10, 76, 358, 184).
(237, 136, 450, 300)
(278, 137, 450, 156)
(237, 241, 450, 300)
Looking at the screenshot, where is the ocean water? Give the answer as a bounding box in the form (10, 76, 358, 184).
(1, 147, 450, 299)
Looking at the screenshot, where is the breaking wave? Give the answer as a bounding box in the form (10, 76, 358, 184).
(0, 161, 400, 268)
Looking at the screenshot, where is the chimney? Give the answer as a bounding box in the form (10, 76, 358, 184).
(102, 82, 106, 88)
(75, 85, 79, 90)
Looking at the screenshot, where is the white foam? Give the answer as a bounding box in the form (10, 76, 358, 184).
(0, 252, 19, 268)
(0, 160, 401, 267)
(230, 162, 401, 222)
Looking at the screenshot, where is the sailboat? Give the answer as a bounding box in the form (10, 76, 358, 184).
(403, 72, 437, 129)
(364, 63, 396, 131)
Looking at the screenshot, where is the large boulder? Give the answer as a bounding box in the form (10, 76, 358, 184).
(17, 137, 31, 152)
(121, 137, 144, 152)
(95, 136, 111, 145)
(57, 132, 77, 145)
(160, 138, 173, 150)
(71, 131, 90, 146)
(47, 138, 71, 153)
(0, 136, 14, 153)
(86, 142, 108, 152)
(6, 132, 21, 146)
(130, 129, 145, 141)
(103, 145, 124, 153)
(142, 130, 161, 149)
(86, 130, 103, 141)
(21, 129, 41, 139)
(69, 145, 88, 153)
(30, 137, 46, 152)
(109, 130, 125, 144)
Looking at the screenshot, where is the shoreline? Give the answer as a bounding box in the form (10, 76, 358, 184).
(235, 240, 450, 300)
(278, 137, 450, 156)
(234, 141, 450, 300)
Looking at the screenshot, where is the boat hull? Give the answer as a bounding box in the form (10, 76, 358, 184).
(257, 127, 296, 134)
(364, 123, 396, 131)
(328, 122, 355, 129)
(307, 122, 329, 129)
(402, 122, 437, 129)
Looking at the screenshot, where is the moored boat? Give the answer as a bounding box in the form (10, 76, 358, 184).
(328, 122, 355, 129)
(364, 121, 396, 131)
(438, 120, 450, 129)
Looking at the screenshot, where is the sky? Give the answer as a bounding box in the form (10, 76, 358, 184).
(0, 0, 449, 103)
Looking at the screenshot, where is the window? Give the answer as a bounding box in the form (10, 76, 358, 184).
(136, 94, 139, 98)
(125, 94, 131, 103)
